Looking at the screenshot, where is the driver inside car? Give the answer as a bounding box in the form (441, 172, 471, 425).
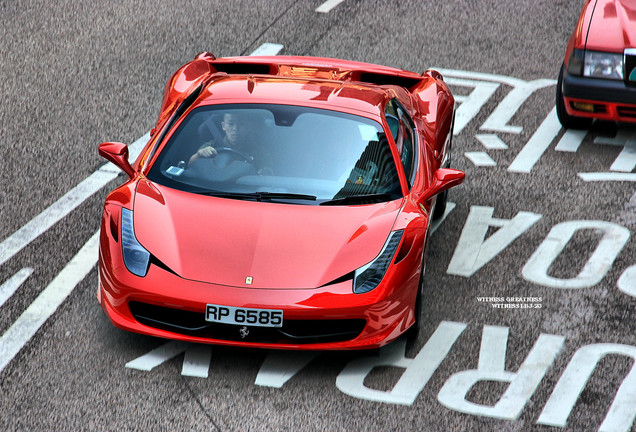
(188, 112, 271, 173)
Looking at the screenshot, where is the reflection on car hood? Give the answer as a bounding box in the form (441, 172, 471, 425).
(133, 180, 402, 289)
(587, 0, 636, 51)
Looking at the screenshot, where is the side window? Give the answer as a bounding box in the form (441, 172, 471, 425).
(384, 99, 417, 188)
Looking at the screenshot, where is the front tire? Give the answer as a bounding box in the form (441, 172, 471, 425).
(406, 263, 425, 341)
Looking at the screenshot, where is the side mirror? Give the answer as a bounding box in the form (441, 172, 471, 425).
(98, 142, 135, 179)
(419, 168, 465, 203)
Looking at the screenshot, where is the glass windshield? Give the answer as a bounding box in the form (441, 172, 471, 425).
(147, 104, 403, 205)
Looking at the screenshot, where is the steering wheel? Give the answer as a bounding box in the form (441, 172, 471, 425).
(185, 146, 257, 183)
(214, 147, 253, 166)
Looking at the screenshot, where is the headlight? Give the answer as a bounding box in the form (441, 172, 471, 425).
(121, 208, 150, 277)
(353, 230, 403, 294)
(584, 51, 624, 80)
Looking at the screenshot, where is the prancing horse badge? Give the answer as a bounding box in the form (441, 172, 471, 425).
(245, 276, 253, 285)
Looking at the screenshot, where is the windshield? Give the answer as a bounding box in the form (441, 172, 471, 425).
(147, 104, 403, 205)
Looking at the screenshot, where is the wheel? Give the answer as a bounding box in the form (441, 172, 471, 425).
(406, 262, 425, 341)
(432, 189, 448, 220)
(432, 116, 453, 220)
(556, 64, 592, 129)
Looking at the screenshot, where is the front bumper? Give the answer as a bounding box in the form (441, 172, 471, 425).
(97, 231, 418, 351)
(562, 69, 636, 123)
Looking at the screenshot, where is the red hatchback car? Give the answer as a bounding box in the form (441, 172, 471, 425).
(97, 53, 464, 350)
(557, 0, 636, 128)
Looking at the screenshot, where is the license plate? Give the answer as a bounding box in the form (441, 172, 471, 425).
(205, 304, 283, 328)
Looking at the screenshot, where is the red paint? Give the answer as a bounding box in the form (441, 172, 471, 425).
(98, 55, 464, 350)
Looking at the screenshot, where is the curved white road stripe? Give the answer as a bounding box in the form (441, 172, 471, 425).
(0, 231, 99, 374)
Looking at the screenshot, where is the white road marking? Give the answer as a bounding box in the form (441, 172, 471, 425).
(594, 128, 636, 172)
(476, 134, 508, 150)
(522, 220, 630, 289)
(479, 78, 555, 134)
(0, 133, 149, 268)
(249, 43, 284, 56)
(255, 351, 318, 388)
(0, 231, 99, 374)
(436, 68, 555, 134)
(447, 206, 542, 277)
(336, 322, 467, 405)
(508, 107, 561, 173)
(538, 343, 636, 431)
(444, 77, 500, 136)
(0, 169, 116, 268)
(0, 43, 290, 267)
(0, 268, 33, 308)
(555, 129, 587, 152)
(0, 46, 279, 374)
(438, 327, 564, 420)
(618, 265, 636, 298)
(315, 0, 346, 13)
(182, 344, 212, 378)
(465, 151, 497, 167)
(126, 340, 192, 371)
(578, 172, 636, 182)
(430, 202, 456, 234)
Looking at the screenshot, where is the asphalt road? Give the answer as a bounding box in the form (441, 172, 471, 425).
(2, 1, 636, 431)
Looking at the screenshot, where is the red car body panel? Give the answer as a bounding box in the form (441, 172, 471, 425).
(133, 179, 402, 289)
(98, 54, 462, 350)
(98, 198, 424, 351)
(586, 0, 636, 52)
(560, 0, 636, 124)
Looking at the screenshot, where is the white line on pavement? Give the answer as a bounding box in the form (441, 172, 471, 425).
(465, 152, 497, 167)
(249, 43, 284, 56)
(508, 108, 561, 173)
(0, 43, 283, 267)
(0, 231, 99, 374)
(0, 47, 281, 373)
(316, 0, 346, 13)
(0, 268, 33, 308)
(578, 172, 636, 182)
(0, 133, 149, 268)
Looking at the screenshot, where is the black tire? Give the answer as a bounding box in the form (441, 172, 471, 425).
(432, 189, 448, 220)
(432, 122, 452, 220)
(406, 263, 425, 341)
(556, 64, 593, 130)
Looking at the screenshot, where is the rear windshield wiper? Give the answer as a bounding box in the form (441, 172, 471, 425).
(320, 193, 397, 206)
(194, 190, 317, 202)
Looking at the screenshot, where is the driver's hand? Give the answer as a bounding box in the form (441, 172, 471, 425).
(197, 145, 217, 159)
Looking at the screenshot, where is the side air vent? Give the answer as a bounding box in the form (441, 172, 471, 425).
(357, 72, 422, 89)
(212, 63, 274, 75)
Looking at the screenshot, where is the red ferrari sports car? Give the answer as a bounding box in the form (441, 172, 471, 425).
(557, 0, 636, 128)
(97, 53, 464, 350)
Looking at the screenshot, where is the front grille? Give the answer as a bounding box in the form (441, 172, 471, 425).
(128, 301, 365, 345)
(617, 106, 636, 118)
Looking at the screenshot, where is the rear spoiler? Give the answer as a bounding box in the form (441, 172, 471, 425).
(193, 52, 442, 91)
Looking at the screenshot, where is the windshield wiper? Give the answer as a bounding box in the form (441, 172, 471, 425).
(320, 193, 397, 206)
(195, 190, 317, 202)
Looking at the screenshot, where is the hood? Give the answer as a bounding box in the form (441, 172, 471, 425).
(586, 0, 636, 52)
(133, 180, 402, 289)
